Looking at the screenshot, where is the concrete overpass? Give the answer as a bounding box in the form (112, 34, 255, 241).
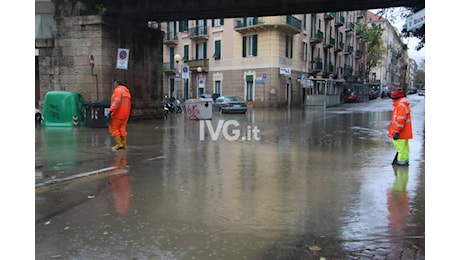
(104, 0, 424, 22)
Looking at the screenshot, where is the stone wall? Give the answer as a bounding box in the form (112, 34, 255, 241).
(36, 14, 165, 120)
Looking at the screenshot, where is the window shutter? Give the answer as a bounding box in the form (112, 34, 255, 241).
(242, 36, 247, 57)
(253, 35, 257, 56)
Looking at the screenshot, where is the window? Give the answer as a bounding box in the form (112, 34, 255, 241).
(197, 19, 206, 34)
(213, 40, 221, 59)
(196, 42, 207, 59)
(302, 42, 308, 62)
(167, 21, 176, 40)
(242, 35, 257, 57)
(246, 17, 257, 26)
(178, 20, 188, 32)
(285, 35, 293, 58)
(214, 81, 221, 95)
(212, 19, 224, 27)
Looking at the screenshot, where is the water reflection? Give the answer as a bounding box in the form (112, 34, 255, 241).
(109, 150, 132, 215)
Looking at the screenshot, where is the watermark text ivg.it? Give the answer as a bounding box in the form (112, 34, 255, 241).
(199, 120, 261, 141)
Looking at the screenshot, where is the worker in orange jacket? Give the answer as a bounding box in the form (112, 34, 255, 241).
(109, 80, 131, 150)
(388, 89, 412, 166)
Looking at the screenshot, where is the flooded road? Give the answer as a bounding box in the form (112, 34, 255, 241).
(35, 96, 425, 259)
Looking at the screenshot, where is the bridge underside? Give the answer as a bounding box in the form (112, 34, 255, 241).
(105, 0, 424, 22)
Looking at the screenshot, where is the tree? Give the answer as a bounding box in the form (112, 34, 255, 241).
(376, 7, 425, 51)
(355, 22, 387, 82)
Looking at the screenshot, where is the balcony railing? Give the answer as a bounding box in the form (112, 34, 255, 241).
(309, 30, 323, 44)
(335, 15, 345, 27)
(344, 45, 353, 55)
(309, 59, 323, 72)
(334, 41, 344, 52)
(324, 37, 335, 48)
(324, 12, 335, 20)
(234, 16, 301, 34)
(163, 31, 178, 46)
(188, 26, 208, 40)
(345, 22, 354, 32)
(357, 11, 365, 19)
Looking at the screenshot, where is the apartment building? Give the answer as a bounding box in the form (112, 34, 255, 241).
(366, 11, 409, 92)
(161, 10, 368, 107)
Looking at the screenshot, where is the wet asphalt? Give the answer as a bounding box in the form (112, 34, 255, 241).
(35, 95, 425, 259)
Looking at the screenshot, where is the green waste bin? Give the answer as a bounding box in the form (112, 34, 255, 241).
(85, 101, 111, 128)
(43, 91, 86, 127)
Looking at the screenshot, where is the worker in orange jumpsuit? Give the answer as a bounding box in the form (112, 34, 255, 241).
(388, 89, 412, 166)
(109, 80, 131, 150)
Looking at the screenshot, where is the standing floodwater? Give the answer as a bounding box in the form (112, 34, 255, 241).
(35, 96, 425, 259)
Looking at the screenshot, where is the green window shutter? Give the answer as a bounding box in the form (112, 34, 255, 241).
(184, 45, 189, 61)
(220, 19, 224, 25)
(253, 35, 257, 56)
(204, 42, 207, 59)
(211, 19, 214, 27)
(214, 40, 221, 59)
(246, 75, 253, 82)
(290, 36, 293, 58)
(242, 36, 247, 57)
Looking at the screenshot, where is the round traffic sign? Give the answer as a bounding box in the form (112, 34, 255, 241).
(119, 50, 128, 59)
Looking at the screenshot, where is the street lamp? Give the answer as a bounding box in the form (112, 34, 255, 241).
(197, 67, 203, 97)
(173, 54, 182, 98)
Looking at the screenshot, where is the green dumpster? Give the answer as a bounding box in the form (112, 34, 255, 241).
(42, 91, 86, 127)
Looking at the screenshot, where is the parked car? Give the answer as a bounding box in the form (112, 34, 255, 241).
(418, 88, 425, 96)
(407, 88, 417, 95)
(200, 93, 220, 102)
(369, 90, 378, 100)
(213, 95, 247, 113)
(343, 88, 358, 103)
(35, 107, 43, 124)
(381, 88, 391, 98)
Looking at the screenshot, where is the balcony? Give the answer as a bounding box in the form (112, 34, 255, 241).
(335, 15, 345, 27)
(334, 41, 343, 52)
(324, 12, 335, 21)
(309, 30, 323, 44)
(309, 59, 323, 72)
(355, 50, 363, 58)
(188, 26, 208, 41)
(323, 37, 335, 48)
(234, 16, 301, 34)
(344, 45, 353, 55)
(345, 22, 354, 32)
(163, 62, 177, 74)
(185, 59, 209, 72)
(163, 31, 178, 46)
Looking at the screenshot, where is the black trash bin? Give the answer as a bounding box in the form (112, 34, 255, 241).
(85, 101, 111, 128)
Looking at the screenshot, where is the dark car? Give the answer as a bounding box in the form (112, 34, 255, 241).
(213, 95, 247, 113)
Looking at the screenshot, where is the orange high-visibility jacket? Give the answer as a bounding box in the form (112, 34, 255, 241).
(110, 84, 131, 119)
(388, 97, 412, 139)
